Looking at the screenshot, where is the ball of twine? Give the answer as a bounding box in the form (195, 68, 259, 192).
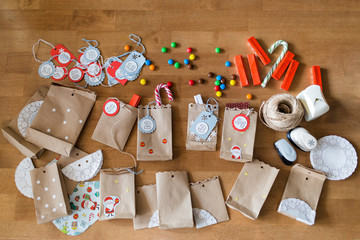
(259, 93, 304, 132)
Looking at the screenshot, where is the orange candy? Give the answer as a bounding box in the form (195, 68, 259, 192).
(124, 45, 130, 51)
(246, 94, 253, 100)
(149, 64, 155, 71)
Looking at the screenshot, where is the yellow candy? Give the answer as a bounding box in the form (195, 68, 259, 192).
(189, 54, 196, 60)
(140, 78, 147, 85)
(230, 80, 236, 86)
(216, 91, 222, 97)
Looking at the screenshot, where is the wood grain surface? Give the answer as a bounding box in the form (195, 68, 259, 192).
(0, 0, 359, 239)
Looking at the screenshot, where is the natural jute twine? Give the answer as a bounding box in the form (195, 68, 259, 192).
(259, 93, 304, 132)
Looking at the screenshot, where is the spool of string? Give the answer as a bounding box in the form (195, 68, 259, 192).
(259, 93, 304, 132)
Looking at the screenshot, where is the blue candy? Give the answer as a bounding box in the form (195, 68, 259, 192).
(216, 75, 222, 81)
(168, 59, 174, 65)
(145, 60, 152, 65)
(225, 61, 231, 67)
(220, 83, 226, 90)
(184, 59, 190, 65)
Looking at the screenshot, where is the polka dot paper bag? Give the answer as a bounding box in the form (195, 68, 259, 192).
(25, 83, 96, 157)
(30, 162, 71, 224)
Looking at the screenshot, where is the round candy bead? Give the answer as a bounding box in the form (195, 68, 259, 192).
(198, 78, 204, 84)
(184, 59, 190, 65)
(124, 45, 130, 51)
(220, 83, 226, 90)
(140, 78, 147, 85)
(214, 85, 220, 91)
(187, 64, 193, 69)
(215, 47, 221, 53)
(171, 42, 177, 48)
(161, 47, 167, 53)
(216, 91, 222, 97)
(230, 80, 236, 86)
(168, 59, 174, 65)
(216, 75, 222, 81)
(208, 72, 214, 78)
(220, 79, 226, 84)
(215, 80, 221, 86)
(225, 61, 231, 67)
(187, 47, 192, 53)
(149, 64, 155, 71)
(189, 54, 196, 60)
(145, 60, 151, 66)
(246, 94, 253, 100)
(174, 62, 180, 68)
(167, 81, 173, 87)
(230, 74, 237, 80)
(188, 80, 194, 85)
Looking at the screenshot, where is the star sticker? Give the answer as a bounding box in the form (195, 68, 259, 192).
(207, 136, 212, 142)
(47, 128, 51, 133)
(201, 115, 208, 121)
(195, 136, 201, 142)
(132, 54, 140, 60)
(65, 136, 69, 140)
(52, 108, 56, 112)
(308, 139, 315, 146)
(59, 48, 65, 53)
(210, 131, 217, 137)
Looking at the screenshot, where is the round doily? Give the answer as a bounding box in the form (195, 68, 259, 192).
(310, 135, 357, 180)
(17, 100, 44, 137)
(278, 198, 315, 225)
(15, 157, 35, 198)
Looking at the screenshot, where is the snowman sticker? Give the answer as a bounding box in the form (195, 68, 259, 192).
(230, 145, 242, 160)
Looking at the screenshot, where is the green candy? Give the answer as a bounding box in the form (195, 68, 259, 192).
(215, 47, 221, 53)
(171, 42, 177, 48)
(215, 80, 221, 86)
(161, 47, 167, 53)
(174, 62, 180, 68)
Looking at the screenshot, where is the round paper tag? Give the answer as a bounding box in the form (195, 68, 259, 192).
(51, 67, 67, 81)
(84, 46, 100, 62)
(86, 62, 101, 77)
(125, 61, 138, 73)
(139, 115, 156, 134)
(195, 122, 209, 135)
(78, 53, 91, 67)
(232, 114, 250, 132)
(68, 67, 84, 82)
(38, 61, 55, 78)
(103, 99, 120, 117)
(58, 51, 71, 64)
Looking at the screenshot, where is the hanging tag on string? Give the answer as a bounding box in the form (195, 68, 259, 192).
(85, 71, 104, 86)
(50, 44, 75, 67)
(232, 108, 254, 132)
(139, 102, 156, 134)
(78, 53, 92, 68)
(68, 67, 85, 82)
(81, 39, 101, 62)
(51, 66, 67, 81)
(104, 57, 123, 87)
(190, 98, 219, 140)
(106, 59, 128, 85)
(103, 99, 120, 117)
(38, 61, 55, 79)
(116, 51, 145, 82)
(86, 62, 102, 77)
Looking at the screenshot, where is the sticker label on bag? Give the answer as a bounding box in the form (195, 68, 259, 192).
(50, 44, 75, 67)
(230, 145, 242, 159)
(232, 114, 250, 132)
(103, 99, 120, 117)
(190, 111, 218, 140)
(115, 51, 145, 81)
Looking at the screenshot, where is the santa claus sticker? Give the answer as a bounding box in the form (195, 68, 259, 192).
(103, 196, 120, 219)
(230, 145, 242, 160)
(232, 114, 250, 132)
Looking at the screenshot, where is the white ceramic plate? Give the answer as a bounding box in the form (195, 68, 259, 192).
(310, 135, 357, 180)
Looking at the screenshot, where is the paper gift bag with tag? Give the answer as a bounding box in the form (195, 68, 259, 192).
(92, 97, 138, 151)
(137, 84, 174, 161)
(99, 166, 137, 220)
(30, 162, 71, 224)
(25, 83, 96, 157)
(133, 184, 158, 230)
(220, 102, 257, 162)
(225, 159, 279, 220)
(186, 98, 219, 151)
(277, 164, 326, 225)
(156, 171, 193, 229)
(190, 176, 229, 228)
(1, 86, 48, 159)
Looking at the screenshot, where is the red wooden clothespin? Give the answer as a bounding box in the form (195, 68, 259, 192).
(247, 54, 261, 86)
(129, 94, 141, 107)
(234, 55, 249, 87)
(280, 59, 299, 91)
(247, 36, 271, 65)
(312, 66, 322, 91)
(272, 51, 295, 80)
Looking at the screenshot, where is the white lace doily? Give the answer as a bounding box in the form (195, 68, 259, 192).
(17, 100, 44, 137)
(278, 198, 316, 225)
(193, 208, 217, 229)
(310, 135, 357, 180)
(148, 210, 159, 228)
(15, 157, 35, 198)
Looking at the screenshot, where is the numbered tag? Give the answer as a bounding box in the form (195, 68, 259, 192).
(103, 99, 120, 117)
(68, 67, 84, 82)
(50, 44, 75, 67)
(78, 53, 91, 68)
(86, 62, 102, 77)
(38, 61, 55, 79)
(232, 114, 250, 132)
(106, 60, 128, 85)
(115, 51, 145, 81)
(83, 46, 100, 62)
(51, 66, 67, 81)
(190, 111, 218, 140)
(84, 71, 104, 86)
(139, 115, 156, 134)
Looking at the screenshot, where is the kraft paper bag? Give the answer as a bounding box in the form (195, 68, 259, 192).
(99, 167, 136, 220)
(137, 103, 172, 161)
(226, 159, 279, 220)
(25, 83, 96, 157)
(186, 103, 219, 151)
(1, 86, 48, 159)
(133, 184, 159, 230)
(278, 164, 326, 225)
(92, 98, 138, 151)
(220, 104, 257, 162)
(190, 176, 229, 228)
(30, 162, 71, 224)
(156, 171, 193, 229)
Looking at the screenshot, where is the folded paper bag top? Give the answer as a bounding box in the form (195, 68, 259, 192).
(25, 83, 96, 157)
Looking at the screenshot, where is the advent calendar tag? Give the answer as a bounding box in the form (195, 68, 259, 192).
(85, 71, 104, 86)
(232, 108, 253, 132)
(51, 66, 67, 81)
(68, 67, 84, 82)
(86, 62, 102, 77)
(190, 110, 218, 140)
(103, 99, 120, 117)
(50, 44, 75, 67)
(78, 53, 92, 68)
(106, 59, 128, 85)
(38, 61, 55, 79)
(138, 102, 156, 134)
(116, 51, 145, 81)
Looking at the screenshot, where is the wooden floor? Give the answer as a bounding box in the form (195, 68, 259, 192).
(0, 0, 359, 239)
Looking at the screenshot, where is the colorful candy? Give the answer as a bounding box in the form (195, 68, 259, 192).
(145, 60, 151, 65)
(168, 59, 174, 65)
(140, 78, 147, 85)
(189, 54, 196, 60)
(208, 72, 214, 78)
(155, 83, 174, 106)
(246, 94, 253, 100)
(215, 80, 221, 86)
(220, 79, 226, 84)
(225, 61, 231, 67)
(167, 81, 173, 87)
(198, 78, 204, 84)
(230, 74, 237, 80)
(189, 80, 194, 85)
(214, 86, 220, 91)
(161, 47, 167, 53)
(187, 47, 192, 53)
(171, 42, 177, 48)
(124, 45, 130, 51)
(187, 64, 193, 69)
(215, 47, 221, 53)
(184, 59, 190, 65)
(149, 64, 155, 71)
(216, 91, 222, 97)
(220, 84, 226, 90)
(230, 80, 236, 86)
(174, 62, 180, 68)
(216, 75, 222, 81)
